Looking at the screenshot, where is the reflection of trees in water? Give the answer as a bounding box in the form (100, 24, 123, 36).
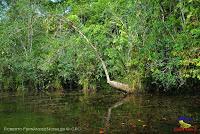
(104, 95, 135, 132)
(103, 95, 200, 133)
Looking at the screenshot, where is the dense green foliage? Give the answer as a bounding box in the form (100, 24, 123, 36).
(0, 0, 199, 92)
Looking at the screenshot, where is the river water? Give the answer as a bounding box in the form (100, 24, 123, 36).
(0, 91, 200, 133)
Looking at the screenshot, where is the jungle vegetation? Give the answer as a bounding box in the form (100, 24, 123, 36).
(0, 0, 199, 93)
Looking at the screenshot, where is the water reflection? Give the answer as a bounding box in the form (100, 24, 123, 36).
(0, 92, 199, 133)
(104, 95, 134, 132)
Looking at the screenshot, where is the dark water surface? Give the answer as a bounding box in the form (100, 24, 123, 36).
(0, 91, 200, 134)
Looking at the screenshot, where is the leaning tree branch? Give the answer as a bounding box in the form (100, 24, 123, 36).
(64, 19, 134, 93)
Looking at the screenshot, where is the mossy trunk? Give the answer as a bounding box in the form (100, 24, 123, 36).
(82, 79, 89, 96)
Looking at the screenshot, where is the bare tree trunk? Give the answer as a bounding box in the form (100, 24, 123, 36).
(67, 21, 135, 93)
